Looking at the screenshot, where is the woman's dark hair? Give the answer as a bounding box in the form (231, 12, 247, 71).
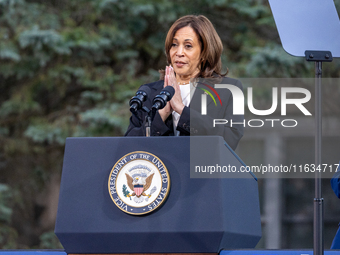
(160, 15, 227, 79)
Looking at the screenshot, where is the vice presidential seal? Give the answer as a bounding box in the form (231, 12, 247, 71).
(108, 151, 170, 215)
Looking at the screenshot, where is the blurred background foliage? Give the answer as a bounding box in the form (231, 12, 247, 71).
(0, 0, 340, 249)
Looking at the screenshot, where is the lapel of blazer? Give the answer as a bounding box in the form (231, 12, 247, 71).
(149, 80, 164, 96)
(190, 79, 218, 110)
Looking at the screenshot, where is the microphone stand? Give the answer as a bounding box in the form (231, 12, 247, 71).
(141, 106, 151, 137)
(145, 115, 151, 137)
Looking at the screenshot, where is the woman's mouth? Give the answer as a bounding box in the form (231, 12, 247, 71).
(175, 61, 187, 67)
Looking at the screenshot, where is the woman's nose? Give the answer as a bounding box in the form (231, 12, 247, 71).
(176, 45, 184, 56)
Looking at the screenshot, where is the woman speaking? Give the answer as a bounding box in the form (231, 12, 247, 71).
(125, 15, 244, 150)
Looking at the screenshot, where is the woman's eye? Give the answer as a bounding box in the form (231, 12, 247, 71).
(171, 43, 177, 47)
(185, 45, 192, 48)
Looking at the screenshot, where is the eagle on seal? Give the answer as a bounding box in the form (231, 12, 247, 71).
(125, 172, 154, 199)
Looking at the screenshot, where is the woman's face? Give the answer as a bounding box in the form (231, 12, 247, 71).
(169, 26, 201, 79)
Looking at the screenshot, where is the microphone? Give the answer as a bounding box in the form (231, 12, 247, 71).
(152, 86, 175, 111)
(129, 85, 151, 114)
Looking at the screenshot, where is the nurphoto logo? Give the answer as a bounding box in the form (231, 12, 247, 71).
(199, 81, 312, 128)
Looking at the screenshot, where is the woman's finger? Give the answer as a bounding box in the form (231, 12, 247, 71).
(168, 66, 176, 86)
(164, 66, 169, 87)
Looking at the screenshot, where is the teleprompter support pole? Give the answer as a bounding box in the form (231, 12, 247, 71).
(314, 60, 323, 255)
(305, 50, 332, 255)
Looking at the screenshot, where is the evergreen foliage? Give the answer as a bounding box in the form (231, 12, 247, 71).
(0, 0, 339, 249)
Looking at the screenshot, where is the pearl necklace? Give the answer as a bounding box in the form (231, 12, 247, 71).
(178, 81, 190, 85)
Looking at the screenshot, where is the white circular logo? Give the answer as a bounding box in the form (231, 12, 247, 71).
(108, 151, 170, 215)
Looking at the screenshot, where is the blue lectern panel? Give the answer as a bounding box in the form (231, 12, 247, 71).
(55, 136, 261, 253)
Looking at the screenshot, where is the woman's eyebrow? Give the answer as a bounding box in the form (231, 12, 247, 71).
(172, 38, 194, 43)
(172, 38, 194, 42)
